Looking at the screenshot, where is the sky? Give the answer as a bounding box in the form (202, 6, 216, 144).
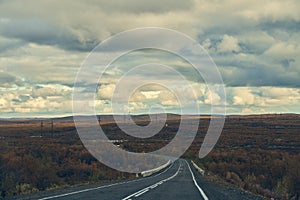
(0, 0, 300, 117)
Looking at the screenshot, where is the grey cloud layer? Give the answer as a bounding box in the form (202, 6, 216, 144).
(0, 0, 298, 87)
(0, 18, 98, 51)
(0, 72, 16, 85)
(0, 0, 299, 115)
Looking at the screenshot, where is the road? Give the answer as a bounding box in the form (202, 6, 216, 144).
(36, 159, 207, 200)
(14, 159, 262, 200)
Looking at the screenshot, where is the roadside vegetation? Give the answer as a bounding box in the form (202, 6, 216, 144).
(0, 114, 299, 199)
(188, 114, 300, 200)
(0, 121, 133, 199)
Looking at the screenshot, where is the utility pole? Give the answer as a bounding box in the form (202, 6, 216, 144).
(51, 120, 54, 138)
(40, 121, 43, 137)
(129, 112, 130, 123)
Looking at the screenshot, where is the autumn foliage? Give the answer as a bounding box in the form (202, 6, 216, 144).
(188, 114, 300, 200)
(0, 114, 299, 199)
(0, 120, 133, 198)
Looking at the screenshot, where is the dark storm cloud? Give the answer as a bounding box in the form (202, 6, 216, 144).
(215, 47, 300, 87)
(260, 20, 300, 35)
(0, 37, 25, 53)
(93, 0, 194, 14)
(219, 63, 300, 88)
(196, 16, 300, 88)
(0, 72, 16, 85)
(0, 18, 98, 52)
(0, 0, 299, 116)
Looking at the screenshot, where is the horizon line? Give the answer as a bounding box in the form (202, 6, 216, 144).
(0, 112, 299, 120)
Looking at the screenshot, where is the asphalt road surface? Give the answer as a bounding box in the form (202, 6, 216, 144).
(14, 159, 262, 200)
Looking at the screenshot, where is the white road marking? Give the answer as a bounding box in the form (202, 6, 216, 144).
(122, 163, 182, 200)
(38, 162, 174, 200)
(134, 188, 149, 197)
(38, 182, 124, 200)
(185, 160, 209, 200)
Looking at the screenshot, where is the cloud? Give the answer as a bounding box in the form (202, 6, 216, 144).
(129, 90, 146, 102)
(0, 0, 300, 116)
(0, 43, 84, 86)
(0, 18, 98, 52)
(264, 41, 300, 58)
(0, 72, 16, 86)
(236, 0, 300, 21)
(157, 90, 179, 106)
(0, 83, 73, 116)
(0, 36, 25, 53)
(93, 0, 194, 14)
(217, 35, 241, 53)
(230, 87, 300, 107)
(32, 84, 73, 98)
(237, 31, 276, 54)
(97, 84, 116, 100)
(232, 88, 258, 106)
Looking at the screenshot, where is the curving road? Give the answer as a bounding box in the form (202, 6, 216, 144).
(14, 159, 261, 200)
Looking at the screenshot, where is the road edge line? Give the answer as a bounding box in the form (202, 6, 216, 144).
(185, 160, 209, 200)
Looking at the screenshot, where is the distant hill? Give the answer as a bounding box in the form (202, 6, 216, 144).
(0, 113, 299, 123)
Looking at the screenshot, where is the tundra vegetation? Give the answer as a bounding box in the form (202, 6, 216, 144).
(0, 114, 299, 199)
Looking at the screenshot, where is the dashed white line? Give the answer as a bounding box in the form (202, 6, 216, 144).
(38, 162, 174, 200)
(122, 163, 181, 200)
(134, 188, 149, 197)
(185, 160, 209, 200)
(38, 182, 122, 200)
(37, 160, 207, 200)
